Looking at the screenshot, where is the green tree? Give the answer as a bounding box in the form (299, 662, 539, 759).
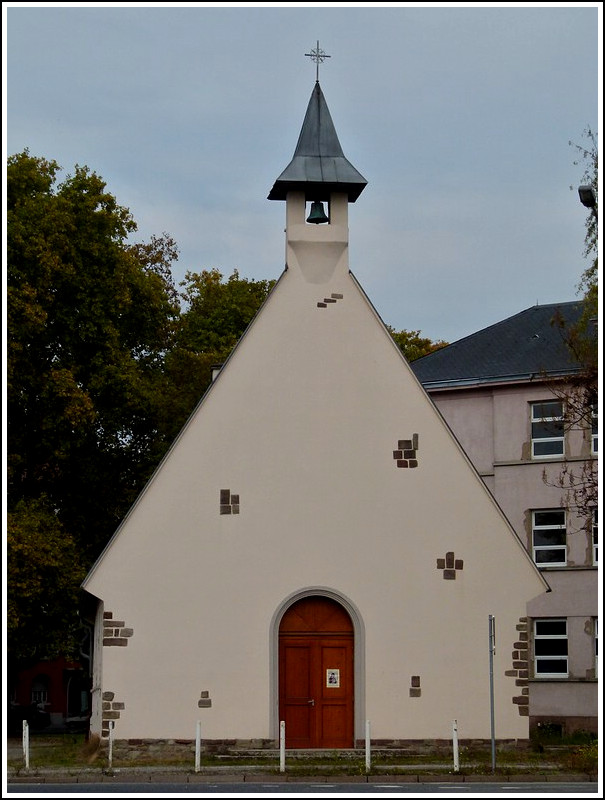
(7, 151, 180, 661)
(158, 269, 276, 443)
(387, 326, 448, 361)
(7, 498, 86, 665)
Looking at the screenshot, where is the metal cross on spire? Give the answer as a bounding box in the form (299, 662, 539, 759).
(305, 40, 331, 82)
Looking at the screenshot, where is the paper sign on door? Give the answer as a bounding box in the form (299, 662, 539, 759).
(326, 669, 340, 688)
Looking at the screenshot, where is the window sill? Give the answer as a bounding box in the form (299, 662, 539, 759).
(536, 565, 598, 572)
(494, 455, 592, 467)
(529, 677, 598, 683)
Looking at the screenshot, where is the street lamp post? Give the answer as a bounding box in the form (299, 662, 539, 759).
(578, 185, 598, 219)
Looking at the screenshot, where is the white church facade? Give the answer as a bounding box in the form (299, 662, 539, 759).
(82, 79, 549, 748)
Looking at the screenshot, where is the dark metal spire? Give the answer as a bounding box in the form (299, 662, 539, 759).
(268, 82, 367, 202)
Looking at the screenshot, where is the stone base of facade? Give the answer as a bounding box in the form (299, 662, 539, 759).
(101, 737, 534, 762)
(530, 716, 598, 737)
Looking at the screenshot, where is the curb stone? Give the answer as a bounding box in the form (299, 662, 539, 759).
(6, 770, 596, 784)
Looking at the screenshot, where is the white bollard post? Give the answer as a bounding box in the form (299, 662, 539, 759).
(108, 720, 114, 770)
(452, 719, 460, 773)
(22, 720, 29, 770)
(365, 720, 371, 773)
(279, 720, 286, 773)
(195, 720, 201, 772)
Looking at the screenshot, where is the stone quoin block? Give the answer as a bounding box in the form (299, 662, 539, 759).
(436, 559, 446, 569)
(409, 460, 418, 468)
(103, 638, 128, 646)
(317, 302, 327, 307)
(443, 570, 456, 580)
(454, 560, 463, 570)
(446, 552, 455, 568)
(102, 692, 115, 701)
(103, 612, 113, 619)
(409, 688, 421, 698)
(220, 505, 232, 515)
(411, 676, 420, 688)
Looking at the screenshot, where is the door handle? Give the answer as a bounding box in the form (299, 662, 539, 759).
(308, 699, 315, 706)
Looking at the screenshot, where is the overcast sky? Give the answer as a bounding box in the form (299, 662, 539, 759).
(4, 2, 601, 343)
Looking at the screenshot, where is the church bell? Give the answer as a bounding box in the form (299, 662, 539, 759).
(306, 201, 329, 224)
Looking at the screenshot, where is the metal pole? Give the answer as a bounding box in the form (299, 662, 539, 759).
(365, 720, 371, 773)
(489, 614, 496, 773)
(108, 720, 114, 770)
(452, 719, 459, 773)
(195, 720, 201, 772)
(22, 720, 29, 770)
(279, 720, 286, 773)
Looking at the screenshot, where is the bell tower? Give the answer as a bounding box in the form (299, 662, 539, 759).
(267, 71, 367, 285)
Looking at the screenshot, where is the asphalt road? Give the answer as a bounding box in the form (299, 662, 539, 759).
(5, 781, 599, 794)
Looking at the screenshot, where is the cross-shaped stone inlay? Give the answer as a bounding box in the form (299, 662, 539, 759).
(436, 551, 464, 580)
(305, 40, 331, 82)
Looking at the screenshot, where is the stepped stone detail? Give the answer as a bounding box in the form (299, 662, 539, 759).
(220, 489, 240, 515)
(101, 690, 125, 738)
(102, 611, 133, 647)
(317, 292, 344, 308)
(505, 617, 530, 715)
(393, 434, 419, 468)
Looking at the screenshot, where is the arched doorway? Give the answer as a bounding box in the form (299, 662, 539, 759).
(279, 595, 354, 748)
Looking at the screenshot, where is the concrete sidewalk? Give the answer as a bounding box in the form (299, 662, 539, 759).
(6, 764, 597, 784)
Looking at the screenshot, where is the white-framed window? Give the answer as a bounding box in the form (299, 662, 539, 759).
(591, 403, 598, 454)
(31, 674, 49, 706)
(533, 618, 568, 677)
(532, 509, 566, 566)
(592, 508, 598, 565)
(531, 400, 564, 458)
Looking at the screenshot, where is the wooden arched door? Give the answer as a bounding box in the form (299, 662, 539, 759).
(279, 596, 354, 748)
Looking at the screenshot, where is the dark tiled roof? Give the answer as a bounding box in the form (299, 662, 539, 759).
(411, 302, 585, 388)
(268, 82, 367, 202)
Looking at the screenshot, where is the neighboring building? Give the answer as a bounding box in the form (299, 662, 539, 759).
(81, 80, 548, 747)
(411, 302, 598, 736)
(8, 655, 91, 734)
